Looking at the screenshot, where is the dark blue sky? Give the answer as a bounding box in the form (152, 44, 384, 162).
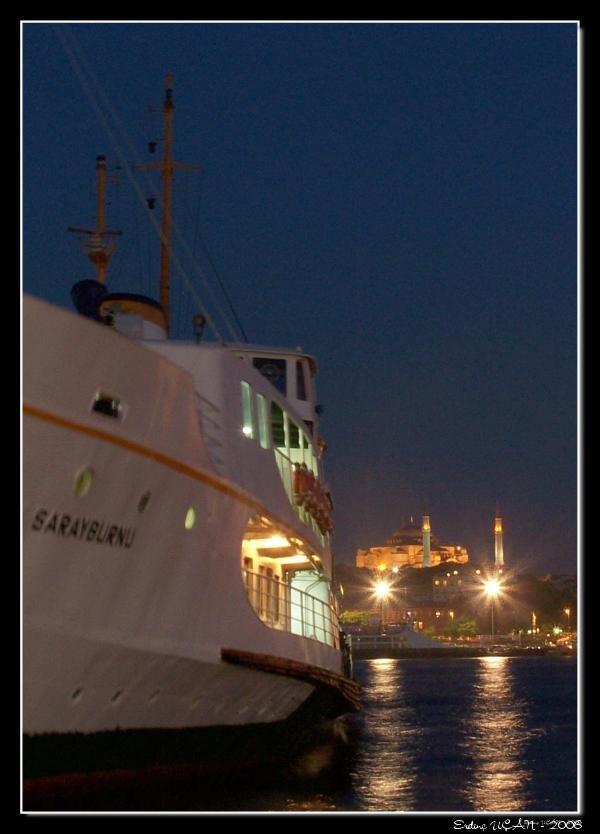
(22, 22, 578, 575)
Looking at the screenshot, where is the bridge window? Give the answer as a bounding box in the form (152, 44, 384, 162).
(296, 360, 307, 401)
(253, 357, 287, 396)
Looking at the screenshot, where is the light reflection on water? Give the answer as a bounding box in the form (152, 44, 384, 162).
(350, 658, 418, 810)
(348, 656, 576, 813)
(460, 656, 530, 811)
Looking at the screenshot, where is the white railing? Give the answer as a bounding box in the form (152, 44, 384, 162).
(243, 569, 340, 649)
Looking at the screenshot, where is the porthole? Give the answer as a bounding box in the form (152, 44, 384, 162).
(73, 468, 94, 497)
(138, 492, 151, 513)
(184, 507, 196, 530)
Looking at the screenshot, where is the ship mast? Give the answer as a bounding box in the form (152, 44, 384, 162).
(68, 155, 121, 284)
(159, 73, 175, 329)
(136, 74, 201, 336)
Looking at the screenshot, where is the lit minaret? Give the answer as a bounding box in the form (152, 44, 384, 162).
(422, 515, 432, 568)
(494, 514, 504, 568)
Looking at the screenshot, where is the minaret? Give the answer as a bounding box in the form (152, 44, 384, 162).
(494, 514, 504, 568)
(422, 515, 432, 568)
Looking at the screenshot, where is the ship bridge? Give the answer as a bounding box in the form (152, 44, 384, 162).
(229, 344, 320, 439)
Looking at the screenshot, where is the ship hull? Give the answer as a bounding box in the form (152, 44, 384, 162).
(23, 296, 358, 783)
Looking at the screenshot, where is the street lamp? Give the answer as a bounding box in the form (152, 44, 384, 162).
(484, 578, 501, 638)
(564, 607, 571, 631)
(374, 579, 391, 633)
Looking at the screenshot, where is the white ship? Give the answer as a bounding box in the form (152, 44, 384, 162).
(23, 75, 359, 785)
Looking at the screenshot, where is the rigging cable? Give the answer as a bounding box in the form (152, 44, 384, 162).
(192, 176, 249, 343)
(55, 25, 243, 344)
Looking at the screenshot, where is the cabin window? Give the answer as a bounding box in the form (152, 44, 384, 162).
(184, 507, 196, 530)
(92, 392, 123, 419)
(271, 401, 285, 447)
(256, 393, 270, 449)
(253, 357, 287, 396)
(296, 361, 307, 401)
(258, 565, 268, 617)
(272, 575, 280, 622)
(241, 381, 254, 439)
(243, 557, 254, 599)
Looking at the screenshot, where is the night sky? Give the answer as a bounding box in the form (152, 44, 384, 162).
(22, 22, 578, 576)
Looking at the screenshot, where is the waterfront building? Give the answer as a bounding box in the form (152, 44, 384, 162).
(356, 515, 469, 571)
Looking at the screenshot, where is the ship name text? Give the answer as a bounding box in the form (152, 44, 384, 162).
(31, 509, 136, 549)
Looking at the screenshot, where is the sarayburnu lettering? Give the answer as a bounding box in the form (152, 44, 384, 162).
(31, 509, 136, 549)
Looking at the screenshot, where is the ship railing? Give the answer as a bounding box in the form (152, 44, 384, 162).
(243, 569, 340, 650)
(273, 448, 325, 543)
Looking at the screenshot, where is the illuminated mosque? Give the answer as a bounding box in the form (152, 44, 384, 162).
(356, 515, 470, 570)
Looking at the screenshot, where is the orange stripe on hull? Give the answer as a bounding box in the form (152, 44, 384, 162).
(23, 402, 306, 544)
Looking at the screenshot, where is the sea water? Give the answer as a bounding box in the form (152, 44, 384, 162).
(25, 655, 578, 813)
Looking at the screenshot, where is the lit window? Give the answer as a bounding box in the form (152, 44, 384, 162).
(184, 507, 196, 530)
(74, 467, 93, 497)
(241, 381, 254, 439)
(256, 393, 270, 449)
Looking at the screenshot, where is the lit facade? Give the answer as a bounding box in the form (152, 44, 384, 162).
(356, 516, 469, 570)
(494, 515, 504, 567)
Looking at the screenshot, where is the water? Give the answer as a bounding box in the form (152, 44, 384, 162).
(348, 655, 578, 813)
(25, 656, 578, 813)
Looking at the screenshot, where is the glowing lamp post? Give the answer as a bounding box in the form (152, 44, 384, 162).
(564, 608, 571, 631)
(484, 578, 501, 638)
(374, 579, 391, 634)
